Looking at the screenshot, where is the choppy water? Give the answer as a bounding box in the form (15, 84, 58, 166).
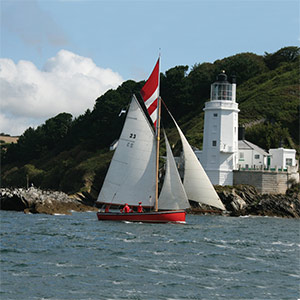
(0, 211, 299, 299)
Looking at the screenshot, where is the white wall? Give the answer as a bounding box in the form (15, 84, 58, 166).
(269, 148, 297, 169)
(238, 149, 267, 168)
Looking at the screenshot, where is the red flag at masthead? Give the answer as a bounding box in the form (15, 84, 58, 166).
(140, 58, 160, 129)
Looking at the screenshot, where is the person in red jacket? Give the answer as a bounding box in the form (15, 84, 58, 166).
(137, 202, 143, 213)
(122, 203, 131, 213)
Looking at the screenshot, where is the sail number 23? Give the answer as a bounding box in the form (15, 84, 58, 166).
(127, 133, 136, 148)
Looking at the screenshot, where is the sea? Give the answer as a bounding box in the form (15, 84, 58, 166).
(0, 211, 299, 300)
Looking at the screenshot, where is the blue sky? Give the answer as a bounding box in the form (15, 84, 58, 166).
(1, 0, 299, 135)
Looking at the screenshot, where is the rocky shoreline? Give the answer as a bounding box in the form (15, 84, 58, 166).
(0, 185, 299, 218)
(191, 184, 300, 218)
(0, 187, 98, 215)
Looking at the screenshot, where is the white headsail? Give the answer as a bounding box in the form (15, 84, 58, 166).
(158, 132, 190, 210)
(172, 119, 225, 210)
(97, 95, 156, 207)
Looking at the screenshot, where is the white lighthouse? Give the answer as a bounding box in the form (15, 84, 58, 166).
(198, 71, 239, 185)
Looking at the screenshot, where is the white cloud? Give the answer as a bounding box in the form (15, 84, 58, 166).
(0, 50, 123, 136)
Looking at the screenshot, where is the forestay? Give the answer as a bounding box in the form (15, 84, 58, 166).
(97, 95, 156, 207)
(158, 132, 190, 210)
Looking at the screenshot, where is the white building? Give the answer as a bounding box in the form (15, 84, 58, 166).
(269, 148, 297, 169)
(238, 139, 270, 169)
(197, 71, 239, 185)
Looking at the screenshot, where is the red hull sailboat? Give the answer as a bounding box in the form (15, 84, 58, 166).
(96, 58, 224, 223)
(97, 210, 186, 223)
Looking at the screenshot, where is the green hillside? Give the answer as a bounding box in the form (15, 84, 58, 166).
(1, 46, 299, 197)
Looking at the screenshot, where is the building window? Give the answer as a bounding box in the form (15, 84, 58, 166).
(212, 140, 217, 147)
(286, 158, 293, 166)
(213, 113, 218, 117)
(239, 152, 244, 159)
(254, 154, 260, 159)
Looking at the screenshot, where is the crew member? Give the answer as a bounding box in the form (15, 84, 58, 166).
(122, 203, 131, 213)
(137, 202, 143, 213)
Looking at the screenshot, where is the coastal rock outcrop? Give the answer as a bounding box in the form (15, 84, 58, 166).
(0, 187, 98, 215)
(216, 184, 300, 218)
(1, 184, 299, 218)
(188, 184, 300, 218)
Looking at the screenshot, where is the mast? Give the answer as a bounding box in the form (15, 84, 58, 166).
(154, 53, 161, 212)
(154, 96, 161, 212)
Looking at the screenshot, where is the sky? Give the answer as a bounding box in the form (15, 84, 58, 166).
(0, 0, 299, 136)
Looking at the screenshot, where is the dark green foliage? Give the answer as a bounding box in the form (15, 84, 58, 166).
(3, 113, 72, 164)
(214, 52, 268, 84)
(245, 122, 290, 150)
(264, 46, 300, 70)
(1, 46, 299, 195)
(238, 59, 299, 151)
(160, 65, 191, 119)
(188, 62, 216, 104)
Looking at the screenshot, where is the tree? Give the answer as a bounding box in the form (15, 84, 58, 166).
(214, 53, 267, 84)
(160, 65, 191, 120)
(245, 122, 290, 150)
(188, 62, 216, 104)
(2, 113, 73, 164)
(264, 46, 300, 70)
(43, 113, 73, 149)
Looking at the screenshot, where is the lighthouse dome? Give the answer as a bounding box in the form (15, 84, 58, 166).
(216, 71, 228, 82)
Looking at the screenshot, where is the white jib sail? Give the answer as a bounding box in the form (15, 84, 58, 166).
(173, 121, 225, 210)
(97, 95, 156, 207)
(158, 132, 190, 210)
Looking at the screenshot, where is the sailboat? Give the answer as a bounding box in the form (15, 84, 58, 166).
(96, 58, 225, 223)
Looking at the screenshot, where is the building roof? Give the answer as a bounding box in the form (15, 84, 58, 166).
(238, 140, 269, 156)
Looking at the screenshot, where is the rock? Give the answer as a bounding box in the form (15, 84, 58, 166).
(216, 187, 248, 213)
(0, 187, 98, 215)
(213, 184, 300, 218)
(230, 195, 247, 212)
(0, 193, 28, 211)
(190, 184, 299, 218)
(247, 194, 300, 218)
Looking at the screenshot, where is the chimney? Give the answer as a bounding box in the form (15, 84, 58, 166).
(238, 126, 245, 140)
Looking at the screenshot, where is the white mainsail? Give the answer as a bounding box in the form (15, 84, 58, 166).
(97, 95, 156, 207)
(173, 120, 225, 210)
(158, 132, 190, 210)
